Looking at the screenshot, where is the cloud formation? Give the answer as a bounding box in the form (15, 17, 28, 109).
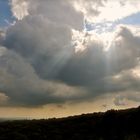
(10, 0, 84, 30)
(0, 0, 139, 107)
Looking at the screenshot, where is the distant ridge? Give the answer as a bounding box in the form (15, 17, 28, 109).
(0, 117, 27, 122)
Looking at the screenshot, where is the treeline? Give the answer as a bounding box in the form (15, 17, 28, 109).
(0, 106, 140, 140)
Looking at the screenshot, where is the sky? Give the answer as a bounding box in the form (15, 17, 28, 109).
(0, 0, 140, 119)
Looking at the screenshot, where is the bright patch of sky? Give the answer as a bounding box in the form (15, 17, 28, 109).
(0, 0, 14, 27)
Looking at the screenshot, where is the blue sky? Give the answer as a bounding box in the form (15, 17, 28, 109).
(0, 0, 14, 27)
(120, 12, 140, 25)
(85, 12, 140, 32)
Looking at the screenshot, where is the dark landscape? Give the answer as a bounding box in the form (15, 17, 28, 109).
(0, 106, 140, 140)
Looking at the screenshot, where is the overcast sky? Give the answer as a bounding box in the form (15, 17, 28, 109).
(0, 0, 140, 118)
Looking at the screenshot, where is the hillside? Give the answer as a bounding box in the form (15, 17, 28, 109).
(0, 107, 140, 140)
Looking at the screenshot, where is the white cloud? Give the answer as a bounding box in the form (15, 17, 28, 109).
(10, 0, 84, 30)
(10, 0, 140, 29)
(73, 0, 140, 23)
(10, 0, 29, 20)
(96, 0, 140, 22)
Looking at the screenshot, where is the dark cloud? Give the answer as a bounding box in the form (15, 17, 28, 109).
(0, 46, 86, 106)
(4, 15, 74, 80)
(54, 41, 106, 86)
(2, 23, 140, 107)
(106, 26, 140, 74)
(0, 0, 140, 107)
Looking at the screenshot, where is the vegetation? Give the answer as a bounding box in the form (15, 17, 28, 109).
(0, 106, 140, 140)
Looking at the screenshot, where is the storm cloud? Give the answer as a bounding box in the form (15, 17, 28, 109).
(0, 0, 139, 107)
